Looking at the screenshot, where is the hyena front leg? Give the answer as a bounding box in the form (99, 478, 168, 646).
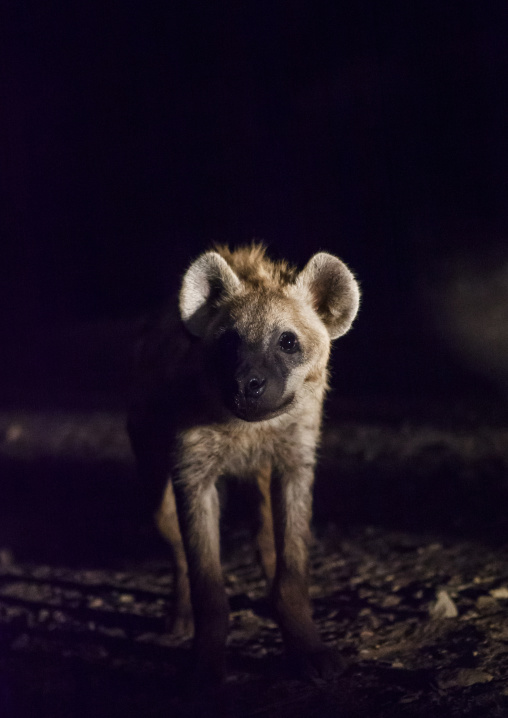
(155, 481, 193, 637)
(270, 459, 343, 680)
(255, 463, 276, 586)
(128, 420, 193, 638)
(172, 467, 229, 686)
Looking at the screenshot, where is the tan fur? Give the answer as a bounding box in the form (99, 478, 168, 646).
(128, 243, 360, 686)
(255, 462, 277, 585)
(214, 243, 298, 288)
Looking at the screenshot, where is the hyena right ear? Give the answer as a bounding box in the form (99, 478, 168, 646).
(296, 252, 361, 339)
(179, 251, 242, 337)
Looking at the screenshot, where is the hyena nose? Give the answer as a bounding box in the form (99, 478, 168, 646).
(244, 375, 267, 399)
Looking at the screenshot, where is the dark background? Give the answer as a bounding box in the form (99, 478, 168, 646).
(3, 9, 508, 715)
(3, 0, 508, 410)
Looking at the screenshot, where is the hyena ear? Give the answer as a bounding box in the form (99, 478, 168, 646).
(296, 253, 360, 339)
(179, 251, 242, 337)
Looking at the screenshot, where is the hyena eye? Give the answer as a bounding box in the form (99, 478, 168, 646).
(279, 331, 299, 354)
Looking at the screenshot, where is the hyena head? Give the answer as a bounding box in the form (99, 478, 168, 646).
(179, 244, 360, 421)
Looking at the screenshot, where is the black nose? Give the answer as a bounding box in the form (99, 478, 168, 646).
(244, 376, 266, 399)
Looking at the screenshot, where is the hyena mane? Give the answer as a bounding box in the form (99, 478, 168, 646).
(213, 242, 298, 288)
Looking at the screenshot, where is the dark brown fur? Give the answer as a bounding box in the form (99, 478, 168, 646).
(128, 244, 360, 685)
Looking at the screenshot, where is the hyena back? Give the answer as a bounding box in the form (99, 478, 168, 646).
(128, 244, 360, 684)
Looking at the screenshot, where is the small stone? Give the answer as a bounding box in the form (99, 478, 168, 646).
(430, 590, 458, 619)
(89, 597, 104, 609)
(119, 593, 134, 604)
(455, 669, 493, 687)
(381, 594, 401, 608)
(476, 595, 498, 611)
(427, 543, 443, 552)
(439, 669, 494, 690)
(38, 609, 51, 623)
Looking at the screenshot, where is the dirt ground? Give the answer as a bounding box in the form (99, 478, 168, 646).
(2, 407, 508, 717)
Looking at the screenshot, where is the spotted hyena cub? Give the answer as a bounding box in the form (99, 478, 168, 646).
(128, 244, 360, 684)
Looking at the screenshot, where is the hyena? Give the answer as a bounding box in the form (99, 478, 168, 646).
(128, 244, 360, 684)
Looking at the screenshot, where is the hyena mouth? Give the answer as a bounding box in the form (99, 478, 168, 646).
(230, 393, 296, 422)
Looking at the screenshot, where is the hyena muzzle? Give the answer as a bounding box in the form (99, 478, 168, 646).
(128, 244, 360, 685)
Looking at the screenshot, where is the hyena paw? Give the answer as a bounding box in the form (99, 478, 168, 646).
(289, 645, 346, 683)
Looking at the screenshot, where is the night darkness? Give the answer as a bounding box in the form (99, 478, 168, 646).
(5, 4, 508, 715)
(4, 1, 508, 407)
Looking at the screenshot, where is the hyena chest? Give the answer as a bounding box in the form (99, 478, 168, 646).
(179, 422, 287, 481)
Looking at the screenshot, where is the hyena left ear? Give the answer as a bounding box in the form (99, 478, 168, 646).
(296, 253, 361, 339)
(179, 251, 242, 337)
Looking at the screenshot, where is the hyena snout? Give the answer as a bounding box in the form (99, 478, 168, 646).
(220, 351, 289, 421)
(213, 332, 288, 420)
(232, 360, 284, 421)
(234, 360, 269, 400)
(242, 374, 267, 399)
